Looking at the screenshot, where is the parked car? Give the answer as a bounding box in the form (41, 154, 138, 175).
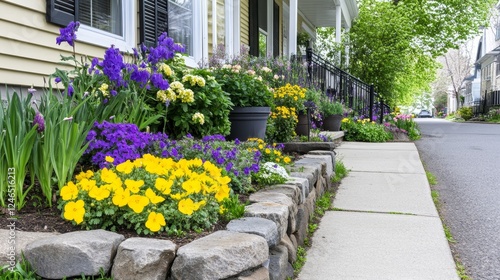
(418, 110, 433, 118)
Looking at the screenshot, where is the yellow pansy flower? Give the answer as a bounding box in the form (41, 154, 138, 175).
(124, 179, 144, 193)
(128, 195, 149, 213)
(89, 186, 111, 201)
(105, 156, 114, 163)
(60, 181, 79, 201)
(170, 193, 183, 200)
(63, 200, 85, 224)
(112, 187, 130, 207)
(145, 188, 165, 204)
(75, 170, 94, 181)
(215, 184, 230, 202)
(155, 177, 173, 194)
(116, 160, 134, 174)
(182, 179, 201, 194)
(178, 198, 196, 215)
(100, 168, 119, 184)
(77, 178, 96, 192)
(145, 212, 166, 232)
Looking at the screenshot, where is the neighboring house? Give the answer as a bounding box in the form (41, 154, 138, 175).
(474, 1, 500, 98)
(0, 0, 358, 93)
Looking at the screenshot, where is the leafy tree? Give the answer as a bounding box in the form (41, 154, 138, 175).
(345, 0, 495, 106)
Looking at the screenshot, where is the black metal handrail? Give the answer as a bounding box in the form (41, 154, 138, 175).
(471, 90, 500, 116)
(305, 48, 389, 123)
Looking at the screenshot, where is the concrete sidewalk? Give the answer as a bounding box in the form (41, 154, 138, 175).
(297, 142, 459, 280)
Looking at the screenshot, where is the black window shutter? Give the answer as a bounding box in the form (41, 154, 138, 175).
(273, 1, 279, 57)
(248, 0, 259, 57)
(140, 0, 168, 47)
(46, 0, 76, 27)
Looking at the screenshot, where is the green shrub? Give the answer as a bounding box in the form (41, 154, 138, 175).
(340, 117, 392, 142)
(457, 107, 473, 121)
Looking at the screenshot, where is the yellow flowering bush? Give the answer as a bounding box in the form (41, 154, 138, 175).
(58, 154, 232, 235)
(267, 84, 306, 143)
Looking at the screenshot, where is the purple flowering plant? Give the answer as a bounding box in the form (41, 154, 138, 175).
(82, 122, 261, 193)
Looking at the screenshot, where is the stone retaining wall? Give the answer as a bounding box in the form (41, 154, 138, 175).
(1, 150, 336, 280)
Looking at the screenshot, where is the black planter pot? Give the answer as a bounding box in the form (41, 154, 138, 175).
(295, 113, 309, 136)
(322, 114, 343, 131)
(227, 107, 271, 140)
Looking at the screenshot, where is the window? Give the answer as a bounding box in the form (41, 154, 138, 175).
(168, 0, 194, 56)
(46, 0, 134, 51)
(78, 0, 123, 36)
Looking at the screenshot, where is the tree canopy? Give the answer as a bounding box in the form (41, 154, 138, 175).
(346, 0, 496, 106)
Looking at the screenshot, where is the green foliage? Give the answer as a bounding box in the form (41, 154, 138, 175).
(341, 118, 392, 142)
(486, 107, 500, 122)
(292, 246, 307, 277)
(333, 160, 349, 183)
(426, 171, 437, 186)
(220, 194, 247, 222)
(162, 68, 232, 138)
(0, 255, 39, 280)
(347, 0, 495, 106)
(0, 91, 38, 210)
(457, 107, 473, 121)
(210, 65, 273, 108)
(319, 98, 344, 117)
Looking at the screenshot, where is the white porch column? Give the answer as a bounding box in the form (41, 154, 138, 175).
(288, 0, 298, 57)
(336, 5, 342, 44)
(336, 4, 342, 64)
(233, 0, 241, 56)
(345, 27, 350, 67)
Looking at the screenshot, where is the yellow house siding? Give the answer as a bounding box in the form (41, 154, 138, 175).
(240, 0, 249, 48)
(0, 1, 108, 88)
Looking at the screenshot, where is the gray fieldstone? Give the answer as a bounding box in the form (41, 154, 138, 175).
(280, 235, 297, 263)
(226, 266, 270, 280)
(286, 177, 309, 202)
(289, 166, 318, 192)
(268, 245, 293, 280)
(260, 185, 301, 206)
(24, 229, 124, 279)
(244, 202, 289, 239)
(304, 154, 334, 179)
(226, 217, 280, 247)
(170, 230, 268, 280)
(282, 142, 335, 154)
(249, 192, 298, 235)
(293, 205, 309, 247)
(111, 237, 177, 280)
(294, 158, 326, 178)
(0, 230, 59, 266)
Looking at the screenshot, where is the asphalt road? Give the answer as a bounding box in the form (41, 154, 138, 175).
(414, 118, 500, 280)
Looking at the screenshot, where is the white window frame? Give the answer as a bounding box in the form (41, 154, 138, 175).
(77, 1, 136, 52)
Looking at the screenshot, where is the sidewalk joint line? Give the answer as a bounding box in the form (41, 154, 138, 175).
(330, 208, 438, 218)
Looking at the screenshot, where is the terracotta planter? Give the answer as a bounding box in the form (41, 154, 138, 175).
(322, 114, 343, 131)
(227, 107, 271, 140)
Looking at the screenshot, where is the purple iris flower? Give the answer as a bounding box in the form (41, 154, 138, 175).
(67, 84, 74, 97)
(102, 46, 125, 86)
(33, 112, 45, 133)
(56, 21, 80, 47)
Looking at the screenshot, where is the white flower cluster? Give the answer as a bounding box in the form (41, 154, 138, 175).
(261, 162, 289, 179)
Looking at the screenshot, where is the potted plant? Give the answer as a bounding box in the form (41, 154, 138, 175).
(319, 97, 344, 131)
(211, 64, 274, 140)
(296, 89, 322, 136)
